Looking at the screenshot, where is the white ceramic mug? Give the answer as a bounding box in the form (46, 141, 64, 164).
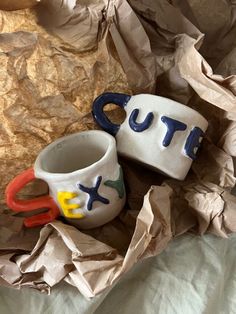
(92, 93, 208, 180)
(6, 130, 126, 229)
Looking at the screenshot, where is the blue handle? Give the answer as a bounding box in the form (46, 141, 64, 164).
(92, 92, 131, 136)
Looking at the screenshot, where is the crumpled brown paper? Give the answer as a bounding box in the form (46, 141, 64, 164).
(0, 0, 39, 11)
(1, 0, 236, 298)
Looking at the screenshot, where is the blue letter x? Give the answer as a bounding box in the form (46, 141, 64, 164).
(79, 176, 110, 211)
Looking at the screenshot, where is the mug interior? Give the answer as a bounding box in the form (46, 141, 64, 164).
(39, 132, 111, 174)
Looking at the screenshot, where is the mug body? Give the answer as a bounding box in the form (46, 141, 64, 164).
(116, 94, 208, 180)
(34, 130, 125, 229)
(92, 93, 208, 180)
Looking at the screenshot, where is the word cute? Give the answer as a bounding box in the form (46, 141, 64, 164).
(92, 93, 207, 161)
(127, 109, 205, 160)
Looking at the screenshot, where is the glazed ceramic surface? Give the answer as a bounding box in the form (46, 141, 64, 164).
(6, 131, 125, 229)
(93, 93, 208, 180)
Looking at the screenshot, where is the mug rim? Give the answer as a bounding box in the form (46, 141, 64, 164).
(131, 94, 208, 124)
(34, 130, 116, 180)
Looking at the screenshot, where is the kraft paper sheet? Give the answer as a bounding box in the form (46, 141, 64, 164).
(0, 0, 236, 298)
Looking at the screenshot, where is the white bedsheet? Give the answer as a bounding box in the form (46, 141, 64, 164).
(0, 233, 235, 314)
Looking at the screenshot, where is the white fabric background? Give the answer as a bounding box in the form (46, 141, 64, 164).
(0, 233, 235, 314)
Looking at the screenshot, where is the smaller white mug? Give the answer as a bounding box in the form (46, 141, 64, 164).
(92, 93, 208, 180)
(6, 130, 126, 229)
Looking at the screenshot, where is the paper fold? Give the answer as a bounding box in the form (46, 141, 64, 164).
(0, 0, 236, 297)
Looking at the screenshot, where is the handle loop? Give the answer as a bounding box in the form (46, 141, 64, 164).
(92, 92, 131, 136)
(5, 168, 60, 227)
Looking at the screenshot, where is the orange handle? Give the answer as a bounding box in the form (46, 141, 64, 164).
(5, 168, 60, 227)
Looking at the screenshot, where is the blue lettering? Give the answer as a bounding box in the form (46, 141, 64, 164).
(184, 127, 204, 160)
(129, 109, 154, 132)
(161, 116, 187, 147)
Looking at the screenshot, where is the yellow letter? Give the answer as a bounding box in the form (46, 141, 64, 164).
(57, 192, 84, 219)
